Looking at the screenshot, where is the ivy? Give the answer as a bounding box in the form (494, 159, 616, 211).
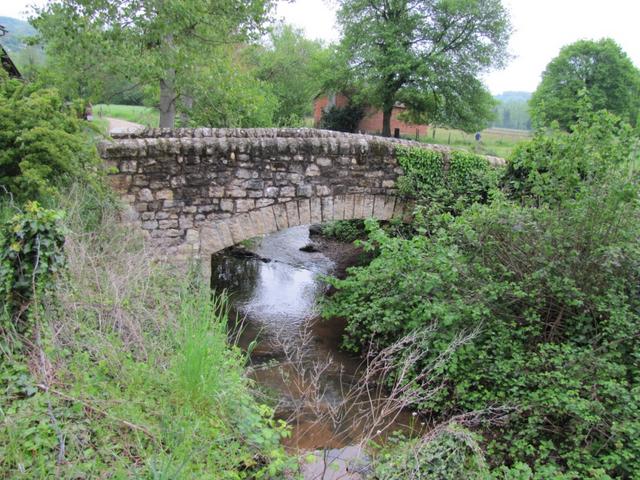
(396, 147, 501, 217)
(0, 201, 66, 326)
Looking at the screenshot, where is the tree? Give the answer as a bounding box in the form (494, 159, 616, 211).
(186, 46, 279, 128)
(248, 24, 329, 126)
(33, 0, 274, 127)
(530, 38, 640, 130)
(335, 0, 511, 136)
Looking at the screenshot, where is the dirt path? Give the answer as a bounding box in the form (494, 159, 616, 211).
(105, 117, 144, 134)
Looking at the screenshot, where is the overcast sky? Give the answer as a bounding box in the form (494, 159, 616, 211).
(3, 0, 640, 94)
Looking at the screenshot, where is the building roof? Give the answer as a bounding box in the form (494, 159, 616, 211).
(0, 25, 22, 79)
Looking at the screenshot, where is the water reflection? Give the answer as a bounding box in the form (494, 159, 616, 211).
(211, 226, 420, 478)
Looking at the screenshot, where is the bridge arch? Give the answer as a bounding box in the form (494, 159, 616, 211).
(98, 128, 501, 267)
(198, 193, 409, 257)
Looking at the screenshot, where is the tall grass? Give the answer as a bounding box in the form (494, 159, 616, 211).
(0, 187, 292, 478)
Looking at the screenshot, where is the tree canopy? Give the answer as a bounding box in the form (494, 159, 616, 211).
(248, 24, 329, 126)
(33, 0, 275, 127)
(530, 38, 640, 130)
(334, 0, 511, 135)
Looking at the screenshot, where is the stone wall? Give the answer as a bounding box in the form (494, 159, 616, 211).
(99, 128, 503, 267)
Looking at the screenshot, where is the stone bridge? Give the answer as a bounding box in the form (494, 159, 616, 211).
(99, 128, 502, 269)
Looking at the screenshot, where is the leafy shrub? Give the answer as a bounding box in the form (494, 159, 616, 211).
(0, 201, 65, 325)
(324, 113, 640, 476)
(0, 71, 103, 203)
(504, 108, 637, 206)
(372, 425, 488, 479)
(319, 103, 364, 133)
(397, 147, 501, 217)
(321, 219, 366, 242)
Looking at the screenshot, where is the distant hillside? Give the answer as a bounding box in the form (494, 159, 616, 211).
(0, 17, 37, 54)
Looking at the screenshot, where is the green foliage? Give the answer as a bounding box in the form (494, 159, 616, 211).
(335, 0, 510, 135)
(318, 103, 365, 133)
(186, 49, 279, 128)
(372, 426, 489, 479)
(530, 38, 640, 130)
(0, 201, 65, 324)
(324, 112, 640, 476)
(321, 220, 366, 243)
(504, 107, 637, 205)
(33, 0, 276, 127)
(0, 201, 294, 478)
(0, 72, 102, 202)
(249, 24, 329, 126)
(397, 147, 501, 217)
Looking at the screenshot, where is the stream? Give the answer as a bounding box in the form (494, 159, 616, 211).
(211, 225, 418, 479)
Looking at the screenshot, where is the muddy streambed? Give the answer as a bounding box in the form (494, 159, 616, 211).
(211, 226, 420, 479)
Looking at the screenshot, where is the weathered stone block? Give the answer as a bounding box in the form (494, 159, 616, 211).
(310, 198, 322, 224)
(272, 203, 289, 230)
(298, 199, 311, 225)
(227, 187, 247, 198)
(159, 219, 179, 229)
(297, 185, 313, 197)
(220, 199, 234, 212)
(235, 199, 255, 213)
(209, 186, 225, 197)
(265, 187, 279, 198)
(256, 198, 275, 208)
(280, 186, 295, 197)
(321, 196, 334, 222)
(315, 185, 330, 196)
(156, 189, 173, 200)
(305, 164, 320, 177)
(141, 220, 158, 230)
(138, 188, 154, 202)
(285, 201, 300, 227)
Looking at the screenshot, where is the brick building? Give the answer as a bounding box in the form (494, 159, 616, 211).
(314, 93, 428, 138)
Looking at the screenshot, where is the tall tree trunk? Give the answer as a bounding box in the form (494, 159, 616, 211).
(382, 105, 393, 137)
(159, 70, 176, 128)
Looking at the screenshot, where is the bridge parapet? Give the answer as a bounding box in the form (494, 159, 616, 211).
(99, 128, 503, 267)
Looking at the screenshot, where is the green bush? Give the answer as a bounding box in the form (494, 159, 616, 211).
(372, 425, 488, 479)
(323, 113, 640, 477)
(321, 219, 366, 242)
(397, 147, 501, 219)
(504, 108, 637, 206)
(0, 72, 103, 203)
(319, 103, 364, 133)
(0, 201, 66, 325)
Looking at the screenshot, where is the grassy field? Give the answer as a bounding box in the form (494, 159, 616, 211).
(419, 126, 532, 159)
(94, 103, 160, 128)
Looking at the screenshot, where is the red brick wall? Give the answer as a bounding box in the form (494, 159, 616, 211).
(313, 94, 350, 126)
(313, 95, 428, 138)
(357, 106, 427, 138)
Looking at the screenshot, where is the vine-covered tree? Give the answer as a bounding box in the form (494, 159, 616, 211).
(335, 0, 511, 136)
(33, 0, 274, 127)
(530, 38, 640, 130)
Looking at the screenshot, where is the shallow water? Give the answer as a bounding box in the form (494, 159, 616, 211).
(211, 226, 420, 478)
